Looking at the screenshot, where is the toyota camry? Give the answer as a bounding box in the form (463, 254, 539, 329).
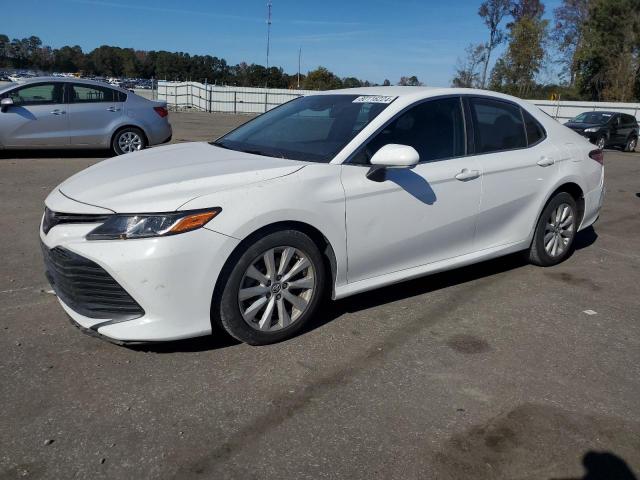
(40, 87, 605, 345)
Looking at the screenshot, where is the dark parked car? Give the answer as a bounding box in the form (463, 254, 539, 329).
(565, 111, 638, 151)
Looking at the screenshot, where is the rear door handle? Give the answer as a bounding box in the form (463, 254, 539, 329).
(537, 157, 555, 167)
(454, 168, 480, 181)
(50, 109, 66, 115)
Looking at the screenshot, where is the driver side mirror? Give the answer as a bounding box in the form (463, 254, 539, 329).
(1, 97, 13, 112)
(366, 144, 420, 182)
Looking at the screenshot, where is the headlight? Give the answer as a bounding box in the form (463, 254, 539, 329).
(584, 127, 600, 133)
(86, 208, 221, 240)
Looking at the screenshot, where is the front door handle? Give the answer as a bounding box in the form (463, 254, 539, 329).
(50, 109, 66, 115)
(537, 157, 555, 167)
(454, 168, 480, 181)
(106, 106, 120, 112)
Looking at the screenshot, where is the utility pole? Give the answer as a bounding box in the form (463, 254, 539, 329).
(297, 47, 301, 89)
(266, 1, 272, 87)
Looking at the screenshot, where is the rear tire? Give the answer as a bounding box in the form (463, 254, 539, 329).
(624, 136, 637, 152)
(112, 127, 146, 155)
(215, 230, 326, 345)
(528, 192, 578, 267)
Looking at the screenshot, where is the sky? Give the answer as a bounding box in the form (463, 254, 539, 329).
(6, 0, 562, 86)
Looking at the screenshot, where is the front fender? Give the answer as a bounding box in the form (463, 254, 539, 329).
(180, 164, 348, 289)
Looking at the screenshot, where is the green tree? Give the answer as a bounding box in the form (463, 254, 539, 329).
(398, 75, 423, 86)
(575, 0, 640, 101)
(553, 0, 590, 86)
(490, 0, 549, 97)
(303, 66, 343, 90)
(342, 77, 362, 88)
(0, 34, 8, 67)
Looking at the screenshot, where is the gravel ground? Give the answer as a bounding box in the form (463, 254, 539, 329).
(1, 112, 639, 480)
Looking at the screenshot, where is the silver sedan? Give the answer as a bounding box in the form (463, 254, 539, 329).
(0, 77, 172, 155)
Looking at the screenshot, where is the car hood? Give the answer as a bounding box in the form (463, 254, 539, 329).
(564, 122, 603, 130)
(58, 142, 306, 213)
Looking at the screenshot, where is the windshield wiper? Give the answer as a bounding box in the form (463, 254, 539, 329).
(211, 142, 287, 159)
(241, 148, 287, 159)
(210, 141, 232, 150)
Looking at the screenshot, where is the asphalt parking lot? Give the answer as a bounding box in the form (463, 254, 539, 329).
(1, 112, 639, 480)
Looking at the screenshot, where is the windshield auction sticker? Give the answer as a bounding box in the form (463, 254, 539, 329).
(352, 96, 397, 104)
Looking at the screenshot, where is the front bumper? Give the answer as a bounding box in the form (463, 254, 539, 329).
(41, 221, 239, 342)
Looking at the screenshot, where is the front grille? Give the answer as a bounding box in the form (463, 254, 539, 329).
(43, 207, 112, 234)
(41, 243, 144, 321)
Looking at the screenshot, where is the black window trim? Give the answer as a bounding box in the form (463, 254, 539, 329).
(1, 81, 64, 106)
(344, 93, 548, 166)
(345, 94, 469, 166)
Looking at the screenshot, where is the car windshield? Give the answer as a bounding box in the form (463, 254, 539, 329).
(572, 112, 613, 124)
(212, 94, 393, 162)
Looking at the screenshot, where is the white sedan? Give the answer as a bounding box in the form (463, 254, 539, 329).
(40, 87, 605, 345)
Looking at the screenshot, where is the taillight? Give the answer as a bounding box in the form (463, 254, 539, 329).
(589, 149, 604, 165)
(153, 106, 168, 118)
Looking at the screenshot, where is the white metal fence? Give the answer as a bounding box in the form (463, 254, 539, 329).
(532, 100, 640, 122)
(156, 81, 640, 121)
(157, 81, 314, 114)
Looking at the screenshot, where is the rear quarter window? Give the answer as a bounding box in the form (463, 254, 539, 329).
(522, 109, 546, 146)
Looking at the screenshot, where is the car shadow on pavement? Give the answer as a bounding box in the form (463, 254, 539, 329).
(573, 225, 598, 250)
(550, 450, 637, 480)
(306, 226, 599, 335)
(127, 331, 242, 353)
(130, 227, 599, 353)
(0, 149, 110, 159)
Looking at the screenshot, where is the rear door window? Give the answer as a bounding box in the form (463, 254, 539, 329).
(469, 97, 526, 153)
(68, 84, 124, 103)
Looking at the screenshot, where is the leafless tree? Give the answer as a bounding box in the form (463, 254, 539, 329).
(553, 0, 590, 86)
(452, 43, 487, 88)
(478, 0, 511, 88)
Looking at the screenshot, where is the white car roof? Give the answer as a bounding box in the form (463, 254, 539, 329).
(0, 76, 130, 94)
(320, 86, 532, 105)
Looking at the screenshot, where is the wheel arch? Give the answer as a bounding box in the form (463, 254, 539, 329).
(551, 182, 585, 225)
(528, 181, 585, 246)
(111, 124, 149, 149)
(209, 220, 338, 329)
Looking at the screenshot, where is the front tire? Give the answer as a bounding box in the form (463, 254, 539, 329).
(215, 230, 326, 345)
(595, 135, 606, 150)
(112, 127, 146, 155)
(528, 192, 578, 267)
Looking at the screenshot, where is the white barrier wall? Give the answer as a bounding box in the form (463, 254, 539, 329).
(157, 81, 640, 121)
(157, 82, 314, 114)
(532, 100, 640, 122)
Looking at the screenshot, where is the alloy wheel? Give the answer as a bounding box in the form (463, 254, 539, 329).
(543, 203, 575, 257)
(238, 246, 315, 332)
(118, 132, 143, 153)
(597, 137, 605, 150)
